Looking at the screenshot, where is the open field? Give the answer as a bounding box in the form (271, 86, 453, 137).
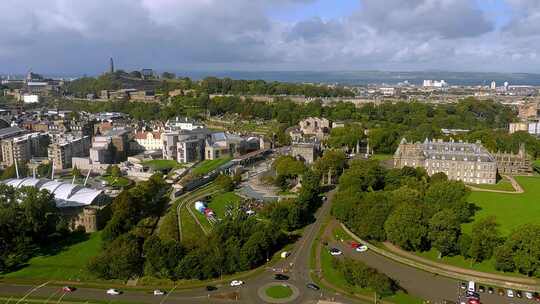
(4, 233, 102, 281)
(192, 157, 232, 175)
(468, 177, 515, 192)
(464, 176, 540, 236)
(208, 192, 242, 218)
(143, 159, 183, 171)
(265, 285, 293, 299)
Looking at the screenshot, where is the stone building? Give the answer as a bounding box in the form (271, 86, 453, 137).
(290, 139, 321, 164)
(48, 136, 91, 169)
(393, 138, 497, 184)
(518, 102, 540, 121)
(493, 144, 533, 175)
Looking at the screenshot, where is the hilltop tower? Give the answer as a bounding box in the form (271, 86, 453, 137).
(109, 57, 115, 74)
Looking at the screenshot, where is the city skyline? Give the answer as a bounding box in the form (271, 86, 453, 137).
(1, 0, 540, 74)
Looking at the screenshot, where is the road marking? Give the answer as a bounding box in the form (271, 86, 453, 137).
(56, 292, 67, 304)
(15, 281, 50, 304)
(44, 289, 60, 304)
(159, 284, 177, 304)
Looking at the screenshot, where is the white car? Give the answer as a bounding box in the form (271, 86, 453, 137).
(355, 245, 368, 252)
(329, 248, 342, 256)
(507, 289, 514, 298)
(106, 289, 121, 295)
(230, 280, 244, 287)
(525, 292, 534, 299)
(153, 289, 165, 296)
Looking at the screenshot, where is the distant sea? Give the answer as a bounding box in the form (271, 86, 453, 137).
(180, 70, 540, 86)
(6, 70, 540, 86)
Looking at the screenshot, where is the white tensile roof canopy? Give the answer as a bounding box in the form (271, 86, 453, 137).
(2, 178, 103, 208)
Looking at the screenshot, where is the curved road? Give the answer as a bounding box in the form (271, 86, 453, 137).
(1, 189, 534, 304)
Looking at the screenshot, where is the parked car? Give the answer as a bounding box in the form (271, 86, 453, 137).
(507, 289, 514, 298)
(306, 283, 320, 291)
(525, 292, 534, 299)
(106, 289, 121, 295)
(205, 285, 217, 291)
(516, 290, 522, 298)
(487, 287, 494, 294)
(230, 280, 244, 287)
(460, 282, 467, 290)
(534, 292, 540, 301)
(355, 245, 368, 252)
(274, 274, 289, 281)
(153, 290, 165, 296)
(62, 286, 75, 292)
(329, 248, 342, 256)
(497, 288, 504, 296)
(478, 285, 485, 293)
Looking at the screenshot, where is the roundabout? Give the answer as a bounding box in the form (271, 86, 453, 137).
(258, 282, 300, 303)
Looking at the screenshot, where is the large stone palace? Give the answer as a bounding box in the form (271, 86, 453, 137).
(393, 138, 497, 184)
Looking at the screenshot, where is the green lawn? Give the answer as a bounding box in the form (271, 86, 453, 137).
(102, 176, 131, 187)
(320, 250, 368, 295)
(403, 176, 540, 279)
(208, 192, 242, 218)
(413, 247, 528, 279)
(469, 178, 515, 192)
(265, 285, 293, 299)
(371, 154, 393, 161)
(321, 250, 424, 303)
(464, 176, 540, 236)
(192, 158, 232, 175)
(143, 159, 183, 171)
(4, 232, 102, 281)
(332, 226, 353, 242)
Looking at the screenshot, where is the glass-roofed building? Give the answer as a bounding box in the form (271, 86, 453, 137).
(2, 178, 110, 232)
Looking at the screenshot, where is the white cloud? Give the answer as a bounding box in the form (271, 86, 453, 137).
(0, 0, 540, 73)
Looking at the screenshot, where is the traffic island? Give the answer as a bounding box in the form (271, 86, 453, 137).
(258, 282, 300, 303)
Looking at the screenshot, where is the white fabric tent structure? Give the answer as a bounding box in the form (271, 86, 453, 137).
(3, 178, 104, 208)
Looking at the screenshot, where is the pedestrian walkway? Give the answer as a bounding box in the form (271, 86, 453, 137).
(467, 175, 524, 194)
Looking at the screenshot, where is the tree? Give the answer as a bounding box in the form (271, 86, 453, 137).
(161, 72, 176, 79)
(424, 181, 471, 221)
(88, 233, 143, 279)
(494, 224, 540, 276)
(314, 150, 347, 182)
(428, 209, 461, 256)
(72, 166, 82, 179)
(215, 174, 234, 192)
(110, 165, 122, 177)
(384, 202, 429, 251)
(469, 216, 503, 262)
(326, 124, 365, 151)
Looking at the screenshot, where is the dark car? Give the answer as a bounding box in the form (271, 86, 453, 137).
(478, 286, 485, 293)
(497, 288, 505, 296)
(274, 274, 289, 281)
(516, 290, 522, 298)
(460, 282, 467, 290)
(306, 283, 320, 291)
(466, 291, 480, 299)
(205, 285, 217, 291)
(487, 287, 494, 294)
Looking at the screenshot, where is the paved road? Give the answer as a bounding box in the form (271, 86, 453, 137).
(0, 191, 356, 304)
(329, 235, 535, 304)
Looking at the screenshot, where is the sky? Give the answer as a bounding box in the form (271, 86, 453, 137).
(1, 0, 540, 74)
